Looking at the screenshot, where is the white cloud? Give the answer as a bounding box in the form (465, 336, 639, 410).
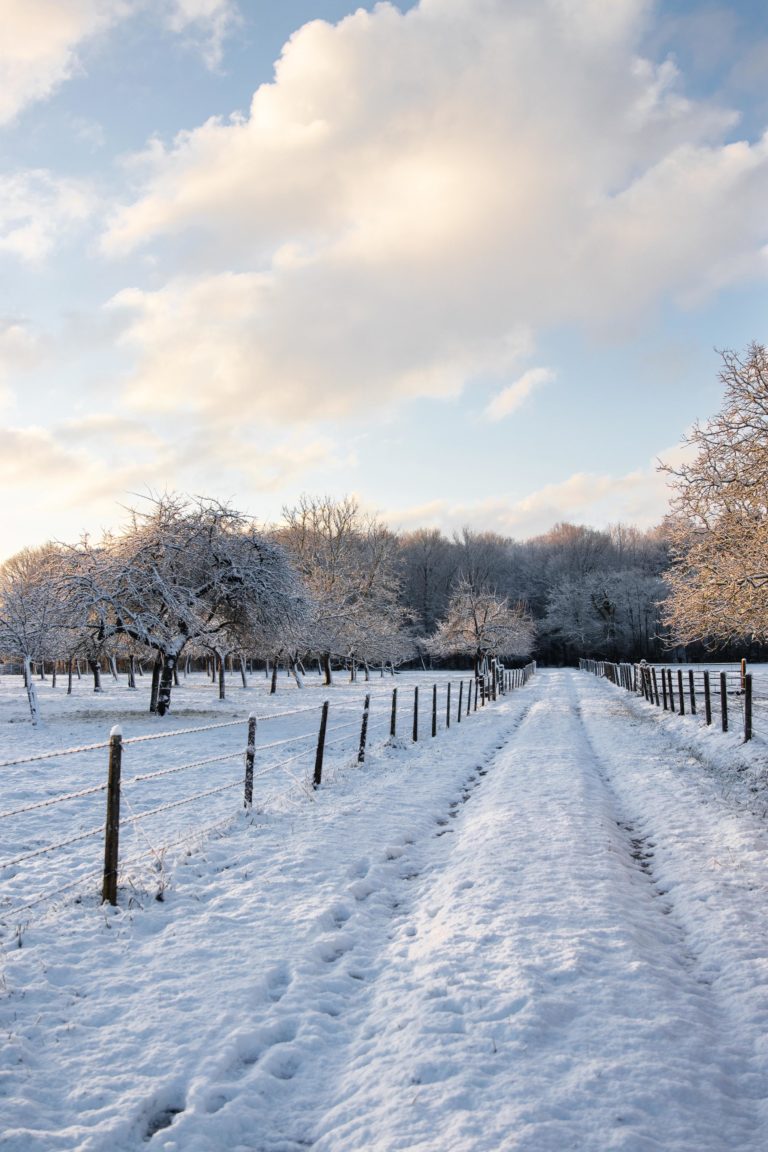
(384, 446, 697, 541)
(0, 0, 129, 126)
(163, 0, 240, 69)
(484, 367, 556, 421)
(0, 0, 239, 126)
(96, 0, 767, 426)
(0, 170, 96, 260)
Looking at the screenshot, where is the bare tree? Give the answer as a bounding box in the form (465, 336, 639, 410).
(427, 577, 534, 675)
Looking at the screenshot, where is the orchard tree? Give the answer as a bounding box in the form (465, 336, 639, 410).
(277, 495, 411, 683)
(0, 544, 68, 721)
(63, 494, 305, 714)
(662, 344, 768, 645)
(427, 577, 535, 675)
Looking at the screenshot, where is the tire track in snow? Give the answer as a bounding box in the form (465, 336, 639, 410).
(309, 671, 768, 1151)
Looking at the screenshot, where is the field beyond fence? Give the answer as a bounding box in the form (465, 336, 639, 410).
(0, 663, 535, 921)
(579, 657, 763, 743)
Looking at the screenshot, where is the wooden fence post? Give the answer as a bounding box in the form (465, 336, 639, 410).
(703, 670, 712, 725)
(313, 701, 329, 789)
(457, 679, 463, 724)
(652, 667, 659, 707)
(720, 671, 728, 733)
(358, 694, 371, 763)
(446, 682, 451, 729)
(661, 669, 668, 710)
(390, 687, 398, 739)
(668, 669, 676, 712)
(744, 674, 753, 742)
(468, 678, 473, 715)
(432, 684, 438, 737)
(688, 670, 696, 716)
(413, 686, 419, 742)
(677, 669, 685, 716)
(244, 713, 257, 808)
(102, 726, 123, 906)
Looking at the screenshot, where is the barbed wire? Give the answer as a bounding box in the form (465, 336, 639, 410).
(123, 749, 244, 786)
(0, 781, 106, 822)
(120, 779, 241, 826)
(0, 739, 110, 770)
(1, 823, 104, 869)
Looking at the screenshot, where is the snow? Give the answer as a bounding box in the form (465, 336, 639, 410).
(2, 668, 768, 1150)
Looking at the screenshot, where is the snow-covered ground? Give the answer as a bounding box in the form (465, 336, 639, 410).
(2, 668, 768, 1151)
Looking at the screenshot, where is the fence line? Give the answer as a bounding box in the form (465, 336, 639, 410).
(579, 657, 753, 743)
(1, 664, 537, 917)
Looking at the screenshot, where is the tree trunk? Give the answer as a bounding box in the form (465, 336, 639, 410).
(24, 655, 39, 725)
(51, 663, 57, 688)
(157, 652, 177, 716)
(128, 654, 137, 689)
(110, 655, 119, 681)
(89, 660, 102, 693)
(239, 654, 248, 688)
(289, 657, 303, 688)
(67, 657, 73, 695)
(149, 653, 162, 713)
(270, 658, 279, 695)
(322, 653, 333, 686)
(218, 654, 226, 700)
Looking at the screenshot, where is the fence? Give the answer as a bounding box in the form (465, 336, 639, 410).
(579, 658, 754, 742)
(0, 664, 536, 918)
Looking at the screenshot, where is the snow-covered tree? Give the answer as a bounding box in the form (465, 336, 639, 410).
(277, 495, 412, 683)
(0, 544, 67, 720)
(427, 577, 534, 674)
(62, 494, 305, 714)
(662, 343, 768, 645)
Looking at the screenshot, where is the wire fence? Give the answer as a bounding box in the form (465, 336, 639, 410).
(0, 663, 537, 920)
(579, 657, 757, 742)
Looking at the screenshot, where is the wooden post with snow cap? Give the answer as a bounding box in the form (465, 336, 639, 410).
(457, 679, 463, 724)
(432, 683, 437, 737)
(720, 671, 728, 732)
(742, 658, 747, 691)
(446, 682, 451, 729)
(677, 669, 685, 716)
(102, 725, 123, 906)
(390, 687, 397, 739)
(244, 713, 257, 808)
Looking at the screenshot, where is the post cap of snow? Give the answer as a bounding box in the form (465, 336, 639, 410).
(110, 725, 123, 738)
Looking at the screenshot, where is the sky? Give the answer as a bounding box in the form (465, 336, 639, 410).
(1, 0, 767, 559)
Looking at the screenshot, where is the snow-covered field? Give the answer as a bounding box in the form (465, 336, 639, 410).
(2, 668, 768, 1151)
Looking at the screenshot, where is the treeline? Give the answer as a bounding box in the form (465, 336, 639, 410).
(3, 486, 759, 719)
(0, 493, 534, 716)
(399, 520, 671, 665)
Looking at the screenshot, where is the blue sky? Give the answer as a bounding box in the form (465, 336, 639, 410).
(1, 0, 766, 558)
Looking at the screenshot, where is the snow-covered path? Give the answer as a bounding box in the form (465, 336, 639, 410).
(2, 670, 768, 1151)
